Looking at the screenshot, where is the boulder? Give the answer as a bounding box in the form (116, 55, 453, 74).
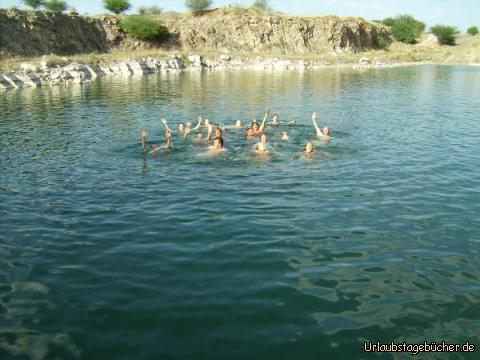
(20, 63, 39, 72)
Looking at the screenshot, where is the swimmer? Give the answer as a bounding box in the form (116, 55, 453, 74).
(207, 124, 223, 141)
(255, 134, 269, 154)
(208, 136, 226, 152)
(151, 130, 172, 153)
(271, 113, 280, 126)
(304, 142, 314, 155)
(222, 120, 243, 130)
(246, 109, 269, 137)
(178, 122, 186, 134)
(281, 132, 289, 141)
(312, 112, 331, 139)
(141, 128, 148, 153)
(183, 117, 203, 139)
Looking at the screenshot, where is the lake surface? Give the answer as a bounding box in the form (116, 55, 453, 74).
(1, 66, 479, 359)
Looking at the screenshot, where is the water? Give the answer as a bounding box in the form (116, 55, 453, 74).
(1, 66, 479, 359)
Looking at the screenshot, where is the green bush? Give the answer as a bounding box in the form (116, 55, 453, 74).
(431, 25, 459, 45)
(45, 0, 68, 12)
(185, 0, 212, 15)
(381, 14, 425, 43)
(391, 22, 417, 44)
(120, 16, 170, 41)
(21, 0, 45, 9)
(104, 0, 131, 15)
(138, 5, 162, 15)
(467, 26, 479, 36)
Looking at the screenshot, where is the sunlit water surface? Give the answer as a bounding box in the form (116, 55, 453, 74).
(1, 66, 480, 359)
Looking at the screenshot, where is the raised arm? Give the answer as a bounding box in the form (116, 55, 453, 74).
(259, 108, 270, 132)
(165, 130, 172, 149)
(161, 118, 173, 133)
(192, 116, 202, 131)
(312, 112, 322, 137)
(141, 128, 148, 153)
(207, 123, 213, 141)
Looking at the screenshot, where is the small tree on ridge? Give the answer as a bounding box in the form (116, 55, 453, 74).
(253, 0, 272, 12)
(104, 0, 131, 15)
(45, 0, 68, 12)
(185, 0, 212, 16)
(21, 0, 46, 9)
(467, 26, 479, 36)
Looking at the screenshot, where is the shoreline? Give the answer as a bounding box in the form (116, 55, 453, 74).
(0, 54, 479, 91)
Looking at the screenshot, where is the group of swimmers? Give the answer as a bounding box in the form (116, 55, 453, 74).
(140, 110, 331, 156)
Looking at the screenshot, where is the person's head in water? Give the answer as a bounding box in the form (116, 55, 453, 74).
(215, 127, 223, 138)
(260, 134, 267, 143)
(197, 133, 203, 139)
(178, 122, 185, 132)
(252, 123, 259, 131)
(304, 142, 314, 153)
(272, 114, 279, 125)
(323, 127, 330, 136)
(235, 120, 242, 128)
(214, 136, 224, 148)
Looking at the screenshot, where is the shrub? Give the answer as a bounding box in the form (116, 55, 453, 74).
(104, 0, 131, 15)
(185, 0, 212, 15)
(21, 0, 45, 9)
(381, 14, 425, 43)
(467, 26, 479, 36)
(138, 5, 162, 15)
(119, 16, 170, 41)
(253, 0, 272, 12)
(45, 0, 68, 12)
(431, 25, 459, 45)
(391, 21, 417, 44)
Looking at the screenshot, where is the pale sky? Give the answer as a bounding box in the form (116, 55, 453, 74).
(1, 0, 479, 31)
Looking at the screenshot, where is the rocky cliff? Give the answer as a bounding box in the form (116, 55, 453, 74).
(0, 8, 391, 58)
(0, 9, 110, 57)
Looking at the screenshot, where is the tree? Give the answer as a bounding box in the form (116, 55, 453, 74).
(253, 0, 272, 12)
(467, 26, 479, 36)
(104, 0, 131, 15)
(381, 14, 426, 44)
(45, 0, 68, 12)
(391, 21, 417, 44)
(21, 0, 45, 9)
(185, 0, 212, 15)
(431, 25, 459, 45)
(138, 5, 162, 15)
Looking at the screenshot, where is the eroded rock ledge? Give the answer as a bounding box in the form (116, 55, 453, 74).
(0, 54, 423, 90)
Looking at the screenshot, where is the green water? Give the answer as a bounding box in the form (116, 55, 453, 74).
(1, 66, 479, 359)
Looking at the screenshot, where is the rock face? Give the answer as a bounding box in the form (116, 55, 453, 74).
(0, 9, 391, 58)
(0, 9, 110, 57)
(161, 12, 391, 54)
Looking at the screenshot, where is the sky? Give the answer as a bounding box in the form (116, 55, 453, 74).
(1, 0, 479, 31)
